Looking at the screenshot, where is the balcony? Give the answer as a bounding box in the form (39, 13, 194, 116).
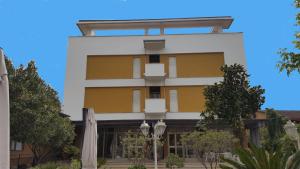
(144, 98, 167, 114)
(144, 63, 166, 80)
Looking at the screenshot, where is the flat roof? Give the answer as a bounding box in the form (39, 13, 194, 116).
(77, 16, 234, 36)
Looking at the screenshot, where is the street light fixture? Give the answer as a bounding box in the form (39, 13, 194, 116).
(284, 120, 300, 150)
(140, 120, 166, 169)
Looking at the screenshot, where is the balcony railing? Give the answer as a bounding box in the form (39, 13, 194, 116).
(144, 63, 166, 80)
(144, 98, 167, 113)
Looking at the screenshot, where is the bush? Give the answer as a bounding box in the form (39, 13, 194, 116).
(30, 162, 68, 169)
(128, 164, 147, 169)
(97, 158, 107, 168)
(166, 153, 184, 169)
(70, 159, 81, 169)
(63, 145, 80, 160)
(30, 160, 80, 169)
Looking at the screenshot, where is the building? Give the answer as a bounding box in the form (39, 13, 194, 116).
(256, 110, 300, 123)
(64, 17, 246, 159)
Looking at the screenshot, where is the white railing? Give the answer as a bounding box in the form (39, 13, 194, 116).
(145, 98, 167, 113)
(144, 63, 166, 79)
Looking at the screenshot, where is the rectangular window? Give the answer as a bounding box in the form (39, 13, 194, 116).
(169, 57, 177, 78)
(149, 87, 160, 98)
(132, 90, 141, 112)
(133, 58, 141, 79)
(149, 54, 160, 63)
(10, 141, 23, 151)
(169, 90, 178, 112)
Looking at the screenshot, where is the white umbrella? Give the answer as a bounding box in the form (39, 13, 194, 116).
(81, 108, 97, 169)
(0, 48, 10, 169)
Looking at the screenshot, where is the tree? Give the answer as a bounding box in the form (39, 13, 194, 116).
(261, 109, 288, 152)
(181, 130, 238, 169)
(220, 144, 300, 169)
(122, 130, 147, 166)
(6, 58, 75, 165)
(277, 0, 300, 75)
(202, 64, 265, 147)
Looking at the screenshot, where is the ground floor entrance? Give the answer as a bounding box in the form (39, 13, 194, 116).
(96, 120, 198, 160)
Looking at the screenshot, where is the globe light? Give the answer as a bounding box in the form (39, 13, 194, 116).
(140, 120, 150, 137)
(154, 119, 166, 138)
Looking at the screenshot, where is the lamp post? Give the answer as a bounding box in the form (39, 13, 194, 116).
(284, 120, 300, 150)
(140, 120, 166, 169)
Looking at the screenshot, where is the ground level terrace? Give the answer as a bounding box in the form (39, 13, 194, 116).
(73, 118, 261, 161)
(75, 120, 202, 160)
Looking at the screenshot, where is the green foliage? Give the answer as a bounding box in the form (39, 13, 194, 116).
(97, 158, 107, 168)
(166, 153, 184, 169)
(29, 160, 80, 169)
(70, 159, 80, 169)
(220, 144, 300, 169)
(278, 0, 300, 75)
(63, 145, 80, 160)
(30, 162, 69, 169)
(202, 64, 265, 145)
(6, 58, 75, 165)
(122, 130, 147, 166)
(261, 109, 288, 152)
(128, 164, 147, 169)
(181, 130, 238, 169)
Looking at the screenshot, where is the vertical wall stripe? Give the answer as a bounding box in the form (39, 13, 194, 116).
(133, 57, 141, 79)
(169, 89, 178, 112)
(133, 90, 141, 112)
(169, 57, 177, 78)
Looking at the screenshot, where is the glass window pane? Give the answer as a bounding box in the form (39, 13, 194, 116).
(15, 142, 22, 151)
(176, 134, 182, 146)
(170, 148, 175, 154)
(177, 147, 183, 157)
(169, 134, 175, 146)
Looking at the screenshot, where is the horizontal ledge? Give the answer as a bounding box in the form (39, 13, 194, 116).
(77, 17, 233, 36)
(93, 112, 202, 121)
(84, 77, 223, 87)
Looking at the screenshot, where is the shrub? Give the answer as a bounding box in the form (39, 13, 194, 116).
(63, 145, 80, 160)
(97, 158, 107, 168)
(70, 159, 81, 169)
(166, 153, 184, 169)
(220, 144, 300, 169)
(181, 130, 238, 169)
(30, 162, 68, 169)
(122, 130, 147, 166)
(128, 164, 147, 169)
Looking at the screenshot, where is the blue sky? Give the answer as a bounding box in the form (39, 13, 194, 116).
(0, 0, 299, 110)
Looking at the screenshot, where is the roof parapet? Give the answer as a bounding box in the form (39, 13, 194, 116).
(77, 16, 234, 36)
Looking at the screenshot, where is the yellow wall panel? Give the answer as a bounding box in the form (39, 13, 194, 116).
(84, 87, 146, 113)
(86, 55, 133, 79)
(176, 53, 224, 77)
(177, 86, 206, 112)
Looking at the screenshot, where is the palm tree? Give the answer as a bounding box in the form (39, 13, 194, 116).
(220, 144, 300, 169)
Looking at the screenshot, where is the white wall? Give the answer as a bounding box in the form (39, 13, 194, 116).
(64, 33, 246, 121)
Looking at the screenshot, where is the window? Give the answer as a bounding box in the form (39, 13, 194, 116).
(149, 54, 160, 63)
(10, 141, 23, 151)
(132, 90, 141, 112)
(149, 86, 160, 98)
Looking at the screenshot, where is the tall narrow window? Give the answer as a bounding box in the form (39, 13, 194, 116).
(133, 58, 141, 78)
(169, 57, 177, 78)
(149, 54, 160, 63)
(133, 90, 141, 112)
(169, 90, 178, 112)
(149, 86, 160, 98)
